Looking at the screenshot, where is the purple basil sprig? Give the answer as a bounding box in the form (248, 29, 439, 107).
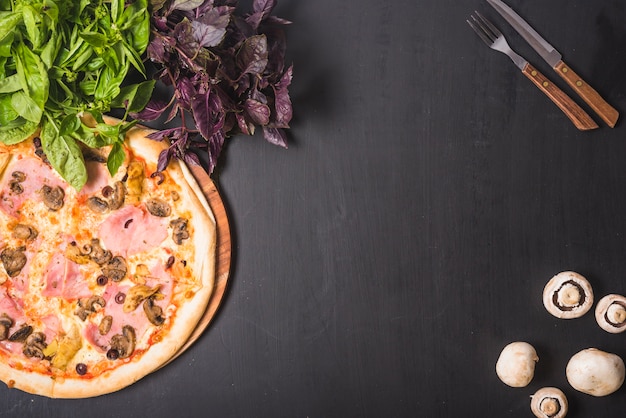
(135, 0, 293, 173)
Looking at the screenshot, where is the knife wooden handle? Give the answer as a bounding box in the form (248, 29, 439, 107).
(521, 63, 598, 131)
(554, 60, 618, 128)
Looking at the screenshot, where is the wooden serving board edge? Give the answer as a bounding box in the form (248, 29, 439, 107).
(163, 165, 232, 366)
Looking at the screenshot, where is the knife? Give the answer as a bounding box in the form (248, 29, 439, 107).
(486, 0, 619, 127)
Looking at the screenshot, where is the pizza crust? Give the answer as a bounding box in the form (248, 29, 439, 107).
(0, 119, 217, 398)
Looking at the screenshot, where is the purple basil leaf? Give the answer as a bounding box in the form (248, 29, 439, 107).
(176, 77, 196, 109)
(235, 113, 254, 135)
(264, 26, 287, 77)
(272, 64, 293, 127)
(192, 6, 232, 47)
(147, 127, 184, 141)
(262, 126, 288, 148)
(207, 130, 225, 173)
(253, 0, 277, 17)
(183, 151, 201, 166)
(132, 98, 171, 121)
(244, 98, 270, 125)
(236, 35, 268, 76)
(171, 0, 205, 11)
(157, 147, 174, 172)
(192, 89, 225, 141)
(246, 0, 277, 29)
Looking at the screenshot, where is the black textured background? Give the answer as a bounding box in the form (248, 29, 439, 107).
(5, 0, 626, 417)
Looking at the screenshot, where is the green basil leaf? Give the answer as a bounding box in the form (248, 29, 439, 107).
(0, 94, 17, 124)
(22, 6, 40, 49)
(40, 30, 61, 69)
(122, 39, 146, 75)
(0, 119, 37, 145)
(111, 0, 124, 23)
(0, 74, 20, 93)
(14, 43, 49, 107)
(59, 113, 81, 136)
(71, 44, 94, 72)
(111, 79, 155, 112)
(40, 117, 88, 191)
(11, 91, 42, 123)
(107, 141, 125, 177)
(0, 30, 13, 57)
(0, 11, 21, 44)
(79, 31, 107, 48)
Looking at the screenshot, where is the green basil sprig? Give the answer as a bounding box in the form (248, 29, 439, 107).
(0, 0, 154, 190)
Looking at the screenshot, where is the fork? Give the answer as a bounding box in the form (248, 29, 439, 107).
(467, 12, 598, 131)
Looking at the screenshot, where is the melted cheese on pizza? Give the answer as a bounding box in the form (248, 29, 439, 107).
(0, 138, 205, 380)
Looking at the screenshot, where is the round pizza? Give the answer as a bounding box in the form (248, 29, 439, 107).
(0, 123, 216, 398)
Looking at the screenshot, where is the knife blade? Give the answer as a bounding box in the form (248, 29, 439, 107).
(486, 0, 619, 127)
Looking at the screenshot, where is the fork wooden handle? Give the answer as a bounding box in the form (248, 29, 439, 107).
(553, 60, 618, 128)
(522, 63, 598, 131)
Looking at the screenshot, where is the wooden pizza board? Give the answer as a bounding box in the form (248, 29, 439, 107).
(163, 165, 231, 366)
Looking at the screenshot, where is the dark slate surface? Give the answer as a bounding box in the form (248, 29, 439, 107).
(3, 0, 626, 417)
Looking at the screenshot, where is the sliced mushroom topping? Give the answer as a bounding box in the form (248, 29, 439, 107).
(85, 295, 106, 312)
(110, 325, 136, 359)
(0, 314, 13, 341)
(23, 332, 47, 360)
(146, 198, 171, 217)
(11, 171, 26, 183)
(543, 271, 593, 319)
(99, 315, 113, 335)
(123, 284, 161, 313)
(101, 256, 127, 282)
(595, 294, 626, 333)
(74, 296, 106, 321)
(65, 242, 92, 265)
(40, 185, 65, 211)
(9, 171, 26, 194)
(1, 247, 27, 277)
(90, 239, 112, 265)
(170, 217, 190, 245)
(8, 324, 32, 342)
(87, 196, 109, 213)
(530, 387, 568, 418)
(108, 181, 126, 210)
(143, 297, 165, 326)
(9, 180, 23, 195)
(12, 224, 38, 241)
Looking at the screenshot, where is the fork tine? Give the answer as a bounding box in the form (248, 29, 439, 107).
(467, 16, 494, 46)
(474, 11, 502, 39)
(466, 15, 494, 47)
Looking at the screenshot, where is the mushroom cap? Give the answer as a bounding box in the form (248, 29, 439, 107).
(566, 348, 625, 396)
(495, 341, 538, 387)
(543, 271, 593, 319)
(530, 387, 568, 418)
(595, 294, 626, 334)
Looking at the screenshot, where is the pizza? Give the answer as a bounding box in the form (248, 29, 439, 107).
(0, 122, 216, 398)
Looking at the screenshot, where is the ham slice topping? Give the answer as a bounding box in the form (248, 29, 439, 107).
(0, 157, 66, 217)
(42, 252, 91, 300)
(98, 204, 168, 257)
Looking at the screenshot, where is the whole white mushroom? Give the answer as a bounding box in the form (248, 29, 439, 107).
(566, 348, 625, 396)
(495, 341, 538, 387)
(530, 387, 568, 418)
(543, 271, 593, 319)
(595, 294, 626, 333)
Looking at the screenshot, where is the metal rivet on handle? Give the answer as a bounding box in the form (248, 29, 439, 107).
(542, 81, 549, 87)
